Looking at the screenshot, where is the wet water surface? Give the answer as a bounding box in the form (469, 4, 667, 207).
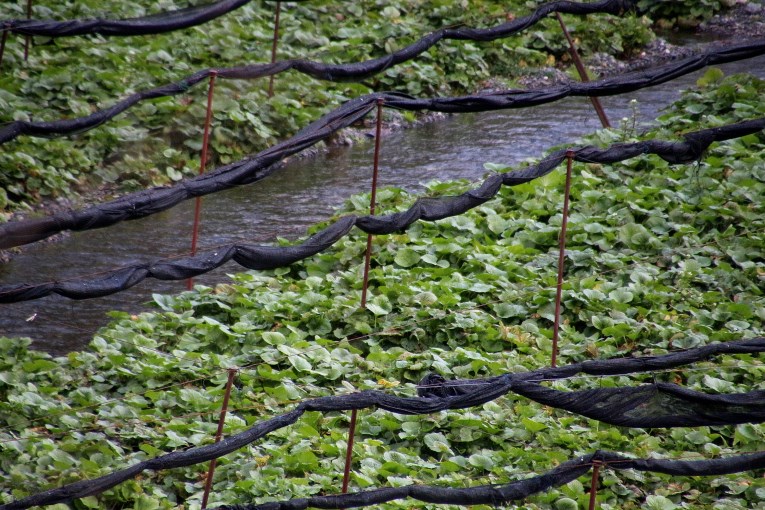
(2, 54, 764, 354)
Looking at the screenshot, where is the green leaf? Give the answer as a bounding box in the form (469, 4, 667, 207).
(152, 293, 175, 311)
(283, 382, 304, 400)
(734, 423, 761, 443)
(262, 331, 287, 345)
(79, 497, 100, 509)
(21, 359, 58, 372)
(288, 355, 312, 372)
(619, 223, 652, 248)
(645, 495, 677, 510)
(555, 498, 579, 510)
(381, 6, 401, 19)
(394, 248, 421, 267)
(366, 295, 392, 315)
(468, 453, 494, 470)
(424, 432, 452, 454)
(483, 162, 509, 172)
(697, 67, 724, 88)
(493, 303, 525, 318)
(486, 214, 508, 234)
(164, 430, 188, 448)
(522, 417, 546, 433)
(608, 288, 634, 304)
(133, 495, 160, 510)
(179, 388, 211, 410)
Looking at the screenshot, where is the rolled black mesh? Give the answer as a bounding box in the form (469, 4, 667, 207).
(1, 39, 764, 251)
(1, 0, 253, 37)
(0, 117, 762, 303)
(2, 338, 763, 510)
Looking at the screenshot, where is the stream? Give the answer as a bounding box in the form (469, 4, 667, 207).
(2, 51, 764, 354)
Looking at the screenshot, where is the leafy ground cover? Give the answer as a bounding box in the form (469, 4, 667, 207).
(4, 0, 731, 215)
(0, 70, 764, 509)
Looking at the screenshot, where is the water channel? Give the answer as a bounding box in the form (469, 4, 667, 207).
(2, 51, 764, 354)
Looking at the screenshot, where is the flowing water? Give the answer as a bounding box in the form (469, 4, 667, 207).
(2, 53, 764, 354)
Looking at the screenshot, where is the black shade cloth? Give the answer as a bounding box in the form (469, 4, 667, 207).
(420, 375, 765, 429)
(0, 0, 633, 38)
(0, 0, 640, 147)
(1, 0, 253, 37)
(1, 337, 763, 510)
(215, 0, 636, 81)
(216, 450, 765, 510)
(1, 117, 762, 303)
(1, 38, 764, 251)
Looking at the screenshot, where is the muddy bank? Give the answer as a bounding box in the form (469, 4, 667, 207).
(520, 3, 765, 88)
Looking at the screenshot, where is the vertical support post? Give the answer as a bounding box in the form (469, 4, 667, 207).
(555, 12, 610, 129)
(24, 0, 32, 62)
(340, 409, 358, 496)
(361, 99, 384, 308)
(588, 460, 602, 510)
(0, 31, 8, 67)
(187, 70, 218, 291)
(551, 149, 575, 368)
(268, 1, 282, 98)
(201, 368, 238, 509)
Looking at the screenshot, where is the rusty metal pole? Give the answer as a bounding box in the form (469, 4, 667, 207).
(361, 99, 384, 308)
(551, 150, 575, 367)
(340, 409, 358, 496)
(187, 70, 218, 291)
(268, 1, 282, 98)
(555, 12, 610, 128)
(201, 368, 238, 509)
(588, 460, 602, 510)
(23, 0, 32, 61)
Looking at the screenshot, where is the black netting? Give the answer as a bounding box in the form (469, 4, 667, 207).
(0, 0, 639, 147)
(1, 38, 763, 251)
(0, 0, 640, 147)
(426, 380, 765, 428)
(1, 118, 762, 303)
(216, 450, 765, 510)
(2, 338, 763, 510)
(0, 0, 633, 41)
(1, 0, 253, 37)
(218, 0, 636, 81)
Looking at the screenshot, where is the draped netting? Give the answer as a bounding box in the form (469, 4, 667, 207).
(1, 338, 763, 510)
(217, 450, 765, 510)
(0, 116, 762, 303)
(1, 37, 764, 252)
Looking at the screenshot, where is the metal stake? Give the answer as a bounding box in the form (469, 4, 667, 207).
(187, 70, 218, 290)
(268, 1, 282, 97)
(340, 409, 358, 496)
(201, 368, 238, 509)
(361, 99, 384, 308)
(588, 460, 602, 510)
(555, 12, 611, 128)
(551, 150, 575, 367)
